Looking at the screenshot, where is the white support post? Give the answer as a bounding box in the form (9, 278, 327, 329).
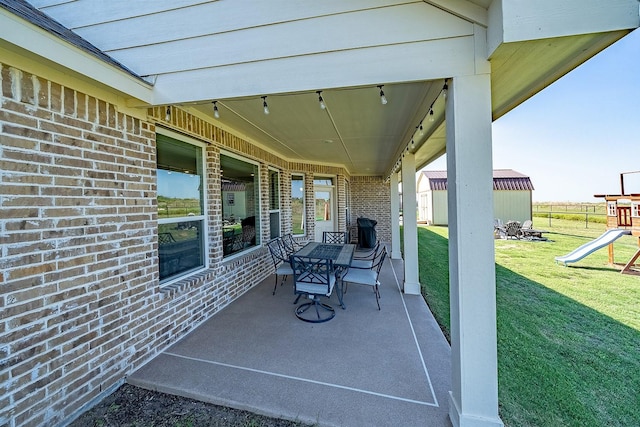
(401, 152, 420, 295)
(446, 74, 503, 427)
(390, 172, 402, 260)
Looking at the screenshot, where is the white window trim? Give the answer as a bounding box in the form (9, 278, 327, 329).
(269, 167, 281, 238)
(291, 173, 306, 236)
(156, 128, 209, 284)
(220, 150, 262, 256)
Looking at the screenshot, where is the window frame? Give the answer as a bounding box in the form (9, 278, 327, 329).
(269, 167, 281, 239)
(290, 173, 306, 236)
(156, 128, 208, 284)
(220, 150, 262, 258)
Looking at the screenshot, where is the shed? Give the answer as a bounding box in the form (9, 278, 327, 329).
(417, 169, 534, 225)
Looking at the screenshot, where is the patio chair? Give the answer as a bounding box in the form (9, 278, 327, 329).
(520, 220, 547, 240)
(322, 231, 347, 244)
(504, 221, 522, 239)
(158, 232, 176, 245)
(290, 255, 337, 322)
(350, 241, 381, 269)
(281, 233, 303, 255)
(341, 247, 387, 310)
(267, 238, 294, 295)
(494, 219, 506, 239)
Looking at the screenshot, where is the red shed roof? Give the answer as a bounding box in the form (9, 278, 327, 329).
(421, 169, 534, 191)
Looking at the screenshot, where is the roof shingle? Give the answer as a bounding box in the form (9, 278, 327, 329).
(421, 169, 534, 191)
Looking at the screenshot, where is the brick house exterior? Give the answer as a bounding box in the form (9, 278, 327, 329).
(0, 63, 391, 426)
(2, 2, 637, 427)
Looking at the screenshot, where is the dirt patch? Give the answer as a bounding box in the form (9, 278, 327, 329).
(69, 383, 311, 427)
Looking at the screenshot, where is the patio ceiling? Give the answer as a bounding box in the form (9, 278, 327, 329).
(17, 0, 635, 177)
(190, 81, 443, 176)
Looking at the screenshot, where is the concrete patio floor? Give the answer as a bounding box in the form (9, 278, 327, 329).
(128, 254, 452, 427)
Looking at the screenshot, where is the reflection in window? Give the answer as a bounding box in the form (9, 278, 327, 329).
(157, 134, 205, 282)
(315, 191, 331, 221)
(221, 153, 260, 256)
(291, 174, 305, 235)
(314, 178, 333, 186)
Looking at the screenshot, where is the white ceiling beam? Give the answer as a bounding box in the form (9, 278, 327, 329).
(147, 37, 476, 105)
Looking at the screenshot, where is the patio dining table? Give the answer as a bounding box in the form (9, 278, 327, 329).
(292, 241, 355, 308)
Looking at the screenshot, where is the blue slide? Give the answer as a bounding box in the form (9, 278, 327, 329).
(555, 229, 632, 266)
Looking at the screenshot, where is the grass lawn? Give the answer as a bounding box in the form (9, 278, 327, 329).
(417, 219, 640, 427)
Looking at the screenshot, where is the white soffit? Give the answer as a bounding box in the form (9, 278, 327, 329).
(28, 0, 476, 104)
(0, 8, 153, 103)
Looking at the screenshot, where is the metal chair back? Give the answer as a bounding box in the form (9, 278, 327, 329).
(322, 231, 347, 244)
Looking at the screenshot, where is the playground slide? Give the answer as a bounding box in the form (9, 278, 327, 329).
(555, 229, 632, 266)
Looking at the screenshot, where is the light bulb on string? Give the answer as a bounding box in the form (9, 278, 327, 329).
(377, 85, 388, 105)
(317, 91, 326, 110)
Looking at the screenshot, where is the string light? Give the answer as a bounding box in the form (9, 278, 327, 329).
(212, 101, 220, 119)
(391, 79, 449, 177)
(261, 96, 269, 115)
(377, 85, 388, 105)
(316, 91, 326, 110)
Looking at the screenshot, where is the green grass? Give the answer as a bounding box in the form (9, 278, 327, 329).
(417, 219, 640, 427)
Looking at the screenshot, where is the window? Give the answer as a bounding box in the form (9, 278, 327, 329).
(291, 174, 305, 235)
(269, 169, 281, 239)
(632, 202, 640, 218)
(345, 180, 351, 227)
(314, 177, 334, 222)
(607, 201, 617, 217)
(157, 134, 205, 282)
(221, 153, 260, 256)
(313, 178, 333, 186)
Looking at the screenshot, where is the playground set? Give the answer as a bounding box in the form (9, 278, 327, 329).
(555, 171, 640, 274)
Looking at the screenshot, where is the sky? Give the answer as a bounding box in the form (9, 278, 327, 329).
(157, 169, 201, 199)
(425, 28, 640, 203)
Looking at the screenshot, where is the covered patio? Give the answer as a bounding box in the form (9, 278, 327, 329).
(2, 2, 639, 427)
(128, 255, 452, 427)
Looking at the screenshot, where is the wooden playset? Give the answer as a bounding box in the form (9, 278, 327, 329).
(594, 171, 640, 274)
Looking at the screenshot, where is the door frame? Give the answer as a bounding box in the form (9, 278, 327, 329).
(313, 177, 336, 242)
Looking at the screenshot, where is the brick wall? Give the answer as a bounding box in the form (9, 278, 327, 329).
(1, 62, 393, 427)
(0, 64, 276, 427)
(1, 63, 160, 426)
(350, 176, 392, 243)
